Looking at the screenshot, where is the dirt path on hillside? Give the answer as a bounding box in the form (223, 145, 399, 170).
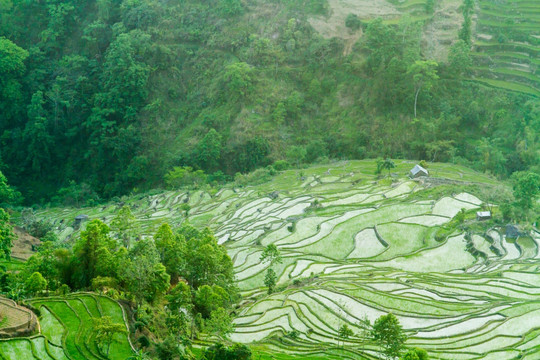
(422, 0, 463, 61)
(12, 227, 40, 260)
(309, 0, 400, 55)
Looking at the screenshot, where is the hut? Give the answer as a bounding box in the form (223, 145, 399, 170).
(409, 164, 429, 178)
(506, 224, 524, 239)
(476, 211, 491, 221)
(74, 214, 89, 229)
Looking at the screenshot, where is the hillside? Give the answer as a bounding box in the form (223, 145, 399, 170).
(0, 0, 538, 204)
(37, 160, 540, 359)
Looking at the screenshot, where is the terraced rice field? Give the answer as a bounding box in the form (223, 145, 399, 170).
(472, 0, 540, 96)
(0, 298, 37, 337)
(38, 160, 540, 359)
(0, 293, 133, 360)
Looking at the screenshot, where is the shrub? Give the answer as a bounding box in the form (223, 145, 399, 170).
(164, 166, 207, 189)
(345, 14, 362, 31)
(273, 160, 290, 171)
(137, 335, 150, 347)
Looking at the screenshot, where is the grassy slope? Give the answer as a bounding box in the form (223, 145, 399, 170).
(35, 160, 540, 359)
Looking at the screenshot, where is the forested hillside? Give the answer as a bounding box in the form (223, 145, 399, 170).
(0, 0, 538, 204)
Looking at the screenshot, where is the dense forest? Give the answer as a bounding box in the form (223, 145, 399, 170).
(0, 0, 538, 205)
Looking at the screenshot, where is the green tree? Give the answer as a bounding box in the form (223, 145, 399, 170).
(194, 284, 229, 318)
(377, 158, 396, 176)
(119, 239, 171, 304)
(202, 343, 252, 360)
(407, 60, 439, 118)
(24, 271, 47, 295)
(260, 244, 282, 267)
(264, 268, 277, 294)
(401, 348, 429, 360)
(0, 209, 15, 260)
(286, 146, 306, 167)
(24, 91, 54, 175)
(0, 37, 28, 75)
(155, 223, 185, 279)
(362, 19, 399, 74)
(345, 14, 361, 31)
(110, 205, 140, 248)
(177, 225, 235, 291)
(372, 313, 406, 360)
(222, 62, 253, 101)
(72, 219, 117, 288)
(206, 307, 234, 340)
(272, 102, 286, 126)
(425, 0, 435, 13)
(458, 0, 474, 45)
(512, 171, 540, 210)
(195, 129, 222, 172)
(447, 40, 471, 76)
(166, 281, 192, 313)
(94, 316, 127, 357)
(338, 324, 354, 347)
(164, 166, 207, 189)
(0, 171, 20, 205)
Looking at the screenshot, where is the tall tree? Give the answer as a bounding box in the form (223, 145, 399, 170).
(260, 244, 282, 267)
(110, 205, 140, 248)
(0, 209, 14, 260)
(24, 91, 53, 175)
(372, 313, 406, 360)
(264, 268, 277, 294)
(407, 60, 439, 118)
(195, 129, 222, 172)
(94, 316, 128, 357)
(72, 219, 117, 287)
(119, 238, 170, 305)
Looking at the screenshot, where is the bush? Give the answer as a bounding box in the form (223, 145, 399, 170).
(164, 166, 207, 189)
(52, 181, 100, 207)
(137, 335, 150, 347)
(305, 139, 329, 163)
(273, 160, 290, 171)
(345, 14, 361, 31)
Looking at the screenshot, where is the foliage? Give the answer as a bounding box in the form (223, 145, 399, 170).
(0, 171, 20, 205)
(260, 244, 282, 267)
(345, 14, 361, 31)
(372, 313, 407, 360)
(24, 271, 47, 295)
(177, 224, 235, 291)
(194, 284, 230, 318)
(338, 323, 354, 347)
(512, 171, 540, 210)
(202, 343, 252, 360)
(119, 238, 171, 304)
(0, 209, 14, 260)
(93, 316, 128, 357)
(72, 219, 117, 288)
(407, 60, 439, 118)
(110, 205, 140, 248)
(206, 307, 234, 340)
(376, 158, 396, 176)
(401, 348, 429, 360)
(165, 167, 207, 189)
(264, 268, 277, 294)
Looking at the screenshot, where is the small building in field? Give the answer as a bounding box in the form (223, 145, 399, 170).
(74, 214, 89, 229)
(476, 211, 491, 221)
(409, 164, 429, 178)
